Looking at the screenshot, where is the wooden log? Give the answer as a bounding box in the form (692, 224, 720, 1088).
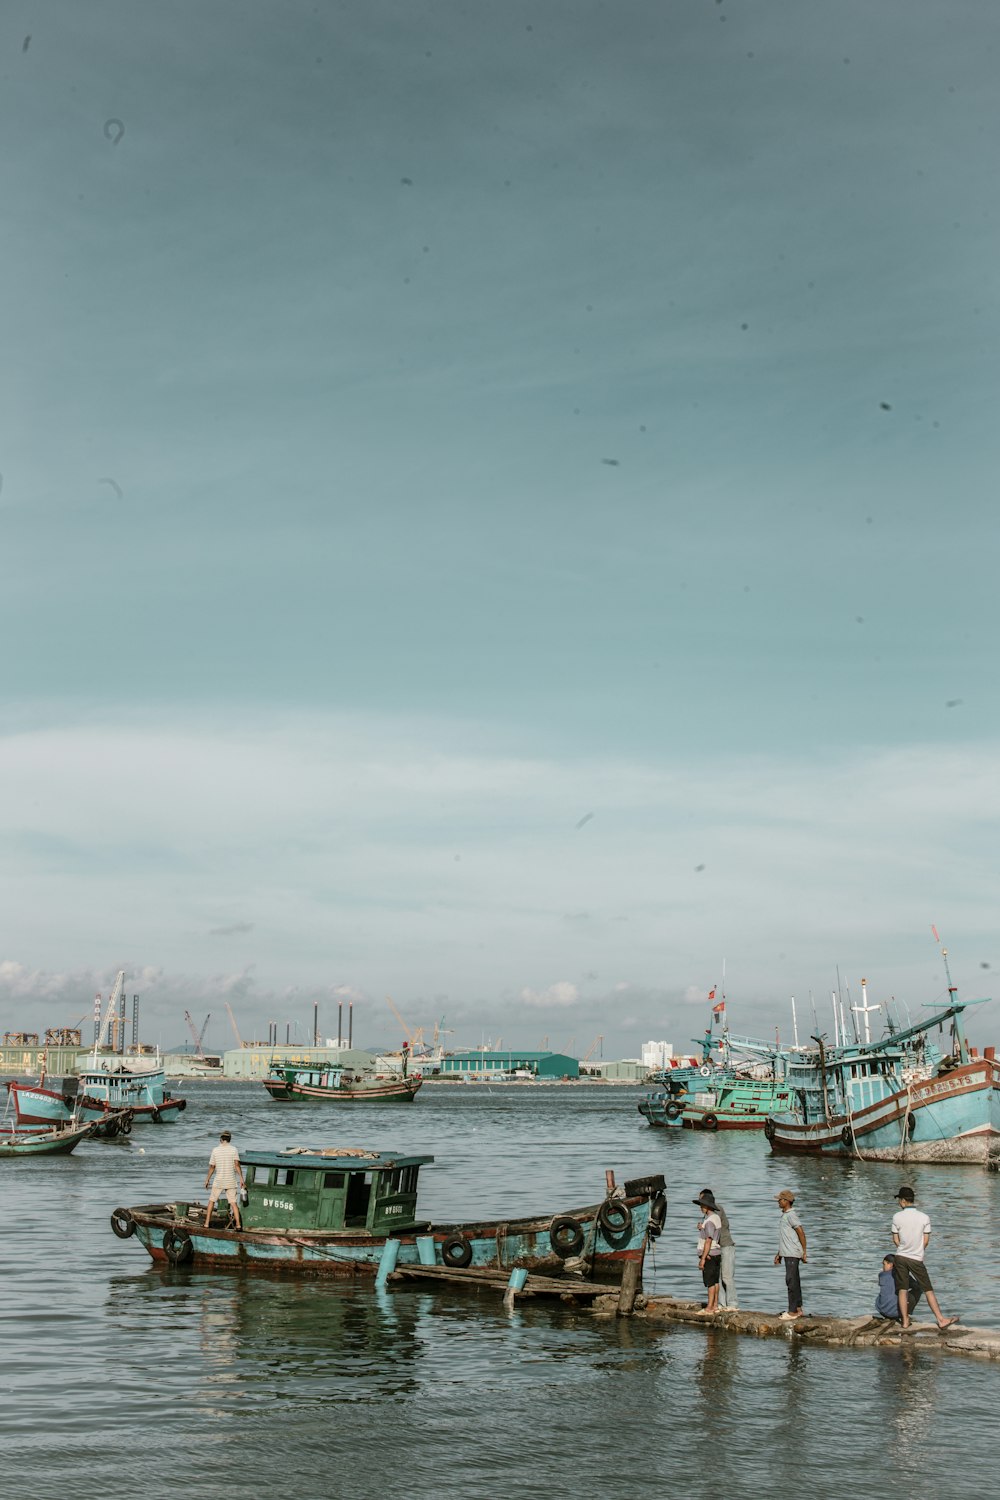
(641, 1297, 999, 1359)
(617, 1259, 640, 1317)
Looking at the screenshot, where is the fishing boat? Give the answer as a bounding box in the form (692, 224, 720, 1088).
(0, 1117, 97, 1157)
(263, 1061, 422, 1104)
(765, 972, 1000, 1165)
(7, 973, 187, 1126)
(110, 1146, 667, 1281)
(640, 1016, 788, 1129)
(681, 1076, 799, 1131)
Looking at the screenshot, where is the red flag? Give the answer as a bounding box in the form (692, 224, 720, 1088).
(708, 988, 716, 1001)
(712, 1001, 725, 1016)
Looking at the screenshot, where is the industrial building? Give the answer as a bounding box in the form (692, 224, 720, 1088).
(434, 1049, 579, 1079)
(222, 1045, 377, 1081)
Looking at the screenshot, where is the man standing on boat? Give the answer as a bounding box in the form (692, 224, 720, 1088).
(205, 1130, 246, 1229)
(890, 1186, 959, 1331)
(696, 1189, 737, 1310)
(774, 1189, 806, 1320)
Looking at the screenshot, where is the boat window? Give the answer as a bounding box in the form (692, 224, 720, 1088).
(323, 1172, 346, 1189)
(275, 1168, 296, 1187)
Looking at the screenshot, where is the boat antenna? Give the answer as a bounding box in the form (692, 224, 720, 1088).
(809, 990, 819, 1035)
(790, 996, 799, 1049)
(843, 979, 860, 1043)
(831, 990, 840, 1047)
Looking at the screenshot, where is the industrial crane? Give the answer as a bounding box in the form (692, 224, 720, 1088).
(581, 1035, 604, 1063)
(225, 1002, 244, 1048)
(384, 995, 414, 1046)
(184, 1010, 211, 1058)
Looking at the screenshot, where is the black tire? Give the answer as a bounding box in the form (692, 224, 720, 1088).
(841, 1125, 853, 1148)
(649, 1191, 667, 1231)
(549, 1216, 585, 1256)
(665, 1102, 682, 1121)
(702, 1114, 719, 1132)
(440, 1234, 473, 1269)
(110, 1207, 135, 1239)
(163, 1227, 193, 1265)
(150, 1107, 161, 1123)
(177, 1099, 187, 1111)
(597, 1199, 633, 1236)
(120, 1114, 132, 1135)
(764, 1119, 776, 1142)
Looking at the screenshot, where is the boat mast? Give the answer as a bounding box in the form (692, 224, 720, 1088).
(851, 978, 881, 1046)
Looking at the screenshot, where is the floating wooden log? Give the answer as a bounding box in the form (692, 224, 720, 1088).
(640, 1296, 1000, 1360)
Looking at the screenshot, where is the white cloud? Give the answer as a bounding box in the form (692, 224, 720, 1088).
(520, 981, 580, 1009)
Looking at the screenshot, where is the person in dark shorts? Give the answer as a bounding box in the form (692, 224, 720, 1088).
(695, 1194, 723, 1314)
(890, 1186, 958, 1331)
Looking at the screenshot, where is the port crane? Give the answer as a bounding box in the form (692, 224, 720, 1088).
(184, 1011, 211, 1058)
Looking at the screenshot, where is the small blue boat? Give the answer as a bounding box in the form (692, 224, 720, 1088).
(111, 1147, 667, 1283)
(8, 1063, 187, 1126)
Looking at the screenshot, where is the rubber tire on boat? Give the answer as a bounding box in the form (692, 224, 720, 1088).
(702, 1114, 719, 1132)
(665, 1102, 682, 1121)
(440, 1234, 473, 1269)
(110, 1207, 136, 1239)
(597, 1199, 633, 1237)
(150, 1107, 161, 1123)
(841, 1126, 853, 1148)
(764, 1119, 776, 1142)
(120, 1114, 132, 1135)
(163, 1227, 193, 1265)
(177, 1099, 187, 1111)
(649, 1191, 667, 1232)
(549, 1216, 585, 1257)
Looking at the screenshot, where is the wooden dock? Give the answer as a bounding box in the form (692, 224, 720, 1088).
(390, 1263, 615, 1302)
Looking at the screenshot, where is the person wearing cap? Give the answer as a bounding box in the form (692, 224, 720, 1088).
(773, 1189, 806, 1320)
(694, 1192, 723, 1314)
(890, 1186, 958, 1331)
(697, 1188, 737, 1310)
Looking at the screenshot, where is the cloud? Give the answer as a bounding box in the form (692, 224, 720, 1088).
(208, 921, 255, 937)
(520, 981, 580, 1009)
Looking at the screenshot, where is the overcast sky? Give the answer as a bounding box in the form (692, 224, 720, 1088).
(1, 1, 997, 1056)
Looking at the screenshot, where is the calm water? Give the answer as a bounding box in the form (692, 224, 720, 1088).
(3, 1081, 999, 1500)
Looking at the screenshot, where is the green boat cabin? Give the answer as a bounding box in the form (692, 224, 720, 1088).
(241, 1148, 434, 1234)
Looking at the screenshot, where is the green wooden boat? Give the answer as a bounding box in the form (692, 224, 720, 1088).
(0, 1118, 96, 1157)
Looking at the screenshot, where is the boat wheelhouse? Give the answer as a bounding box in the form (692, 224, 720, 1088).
(111, 1145, 667, 1281)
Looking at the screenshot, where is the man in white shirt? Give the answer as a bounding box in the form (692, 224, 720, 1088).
(205, 1130, 246, 1229)
(891, 1185, 958, 1331)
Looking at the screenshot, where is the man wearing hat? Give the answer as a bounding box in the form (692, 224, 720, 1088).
(693, 1191, 723, 1314)
(773, 1189, 807, 1320)
(696, 1188, 737, 1310)
(890, 1186, 958, 1331)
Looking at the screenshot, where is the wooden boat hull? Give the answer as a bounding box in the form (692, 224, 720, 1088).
(114, 1174, 666, 1282)
(6, 1081, 186, 1126)
(0, 1120, 95, 1156)
(766, 1060, 1000, 1164)
(682, 1106, 769, 1131)
(263, 1075, 422, 1103)
(637, 1092, 686, 1128)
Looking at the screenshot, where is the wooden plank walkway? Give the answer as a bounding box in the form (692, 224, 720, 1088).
(390, 1263, 610, 1299)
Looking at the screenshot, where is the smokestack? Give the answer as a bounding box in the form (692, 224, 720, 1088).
(286, 1022, 290, 1044)
(338, 1001, 343, 1047)
(348, 1002, 353, 1048)
(313, 1001, 318, 1047)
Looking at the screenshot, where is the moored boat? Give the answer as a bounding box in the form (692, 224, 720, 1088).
(7, 1065, 187, 1127)
(765, 974, 1000, 1165)
(263, 1062, 422, 1104)
(681, 1077, 798, 1131)
(110, 1146, 667, 1281)
(0, 1117, 97, 1157)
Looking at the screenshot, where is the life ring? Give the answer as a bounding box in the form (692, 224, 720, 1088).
(665, 1102, 682, 1121)
(163, 1227, 193, 1265)
(699, 1066, 712, 1078)
(110, 1207, 135, 1239)
(441, 1234, 473, 1268)
(764, 1119, 776, 1142)
(597, 1199, 633, 1236)
(649, 1191, 667, 1232)
(702, 1113, 719, 1132)
(549, 1216, 585, 1256)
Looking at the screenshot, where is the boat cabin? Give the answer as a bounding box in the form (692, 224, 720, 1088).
(241, 1148, 434, 1234)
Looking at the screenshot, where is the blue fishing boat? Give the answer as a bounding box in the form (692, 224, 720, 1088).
(111, 1147, 667, 1282)
(766, 973, 1000, 1166)
(639, 1021, 787, 1130)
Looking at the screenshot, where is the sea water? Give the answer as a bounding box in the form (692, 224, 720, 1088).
(2, 1081, 998, 1500)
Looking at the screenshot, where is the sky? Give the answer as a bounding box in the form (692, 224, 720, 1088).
(1, 1, 998, 1057)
